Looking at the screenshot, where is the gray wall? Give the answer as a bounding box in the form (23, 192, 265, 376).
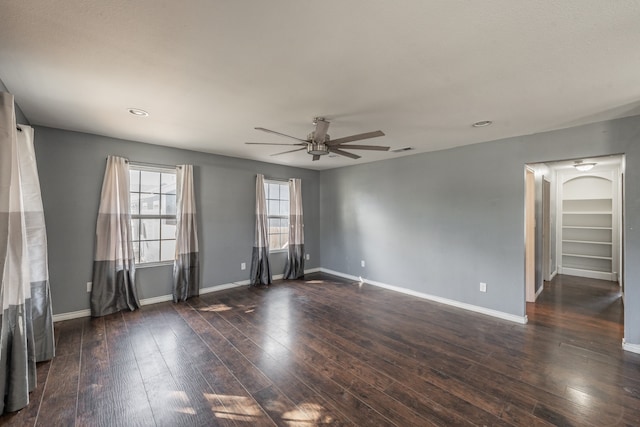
(319, 115, 640, 345)
(34, 126, 320, 314)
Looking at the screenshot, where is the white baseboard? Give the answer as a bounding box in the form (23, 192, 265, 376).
(52, 267, 321, 322)
(623, 339, 640, 354)
(52, 309, 91, 322)
(320, 268, 528, 324)
(549, 269, 557, 280)
(535, 283, 544, 300)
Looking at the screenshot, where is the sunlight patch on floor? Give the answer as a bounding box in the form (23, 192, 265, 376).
(282, 402, 335, 425)
(198, 303, 233, 312)
(170, 390, 197, 415)
(204, 393, 263, 421)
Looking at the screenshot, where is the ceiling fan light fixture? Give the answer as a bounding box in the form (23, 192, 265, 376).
(307, 143, 329, 156)
(128, 108, 149, 117)
(472, 120, 492, 127)
(574, 161, 596, 171)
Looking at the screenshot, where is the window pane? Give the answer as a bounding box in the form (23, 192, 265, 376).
(131, 218, 140, 241)
(161, 172, 176, 195)
(140, 218, 160, 240)
(280, 200, 289, 216)
(140, 193, 160, 215)
(160, 240, 176, 262)
(281, 218, 289, 233)
(281, 234, 289, 249)
(268, 200, 279, 216)
(139, 240, 159, 263)
(280, 184, 289, 201)
(161, 219, 177, 239)
(130, 193, 140, 215)
(269, 234, 279, 249)
(269, 183, 280, 199)
(140, 171, 160, 193)
(268, 218, 280, 234)
(162, 194, 177, 216)
(130, 170, 140, 192)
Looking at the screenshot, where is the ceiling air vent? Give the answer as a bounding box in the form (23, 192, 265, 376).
(391, 146, 414, 153)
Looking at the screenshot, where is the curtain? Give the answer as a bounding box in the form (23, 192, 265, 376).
(173, 165, 199, 302)
(283, 178, 304, 279)
(249, 174, 271, 286)
(0, 92, 35, 413)
(16, 126, 55, 362)
(90, 156, 139, 317)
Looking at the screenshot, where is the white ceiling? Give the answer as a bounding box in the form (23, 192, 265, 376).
(2, 1, 640, 170)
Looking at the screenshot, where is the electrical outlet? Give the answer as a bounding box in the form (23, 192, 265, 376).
(86, 282, 92, 293)
(479, 282, 487, 292)
(361, 260, 366, 268)
(305, 253, 310, 261)
(241, 262, 246, 270)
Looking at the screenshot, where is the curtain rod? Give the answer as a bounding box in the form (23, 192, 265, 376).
(107, 157, 181, 169)
(264, 176, 290, 183)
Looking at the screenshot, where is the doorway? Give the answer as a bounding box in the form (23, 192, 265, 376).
(525, 155, 625, 330)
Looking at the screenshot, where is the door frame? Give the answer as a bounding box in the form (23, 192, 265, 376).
(525, 167, 536, 303)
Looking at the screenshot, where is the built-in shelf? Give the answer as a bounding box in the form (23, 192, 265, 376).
(562, 226, 612, 230)
(563, 253, 612, 260)
(559, 174, 617, 281)
(562, 211, 612, 215)
(562, 239, 612, 245)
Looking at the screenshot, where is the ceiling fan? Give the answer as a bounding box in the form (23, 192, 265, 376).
(246, 117, 389, 161)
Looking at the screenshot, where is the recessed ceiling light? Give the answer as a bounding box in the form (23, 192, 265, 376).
(472, 120, 492, 127)
(128, 108, 149, 117)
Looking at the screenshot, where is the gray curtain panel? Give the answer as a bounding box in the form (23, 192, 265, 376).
(90, 156, 140, 317)
(284, 178, 305, 279)
(173, 165, 200, 302)
(0, 92, 37, 413)
(250, 174, 271, 286)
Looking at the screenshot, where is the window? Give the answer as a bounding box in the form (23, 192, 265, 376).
(129, 166, 177, 264)
(265, 180, 289, 251)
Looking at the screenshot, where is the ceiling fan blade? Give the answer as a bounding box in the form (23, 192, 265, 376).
(329, 147, 361, 159)
(327, 130, 385, 146)
(246, 142, 306, 146)
(333, 144, 390, 151)
(255, 127, 308, 143)
(312, 155, 321, 161)
(271, 147, 306, 157)
(313, 120, 330, 143)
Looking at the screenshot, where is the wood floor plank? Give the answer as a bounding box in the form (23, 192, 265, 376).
(3, 272, 640, 426)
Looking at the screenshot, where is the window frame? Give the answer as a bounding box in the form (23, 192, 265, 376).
(129, 164, 178, 267)
(264, 179, 290, 253)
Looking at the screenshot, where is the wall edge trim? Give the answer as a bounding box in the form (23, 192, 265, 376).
(320, 268, 528, 325)
(53, 268, 321, 322)
(623, 339, 640, 354)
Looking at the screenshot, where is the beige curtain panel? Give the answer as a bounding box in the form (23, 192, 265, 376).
(0, 92, 55, 414)
(250, 174, 271, 286)
(283, 178, 304, 279)
(90, 156, 139, 317)
(173, 164, 200, 302)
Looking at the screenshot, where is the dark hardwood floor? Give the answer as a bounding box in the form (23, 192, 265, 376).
(2, 272, 639, 426)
